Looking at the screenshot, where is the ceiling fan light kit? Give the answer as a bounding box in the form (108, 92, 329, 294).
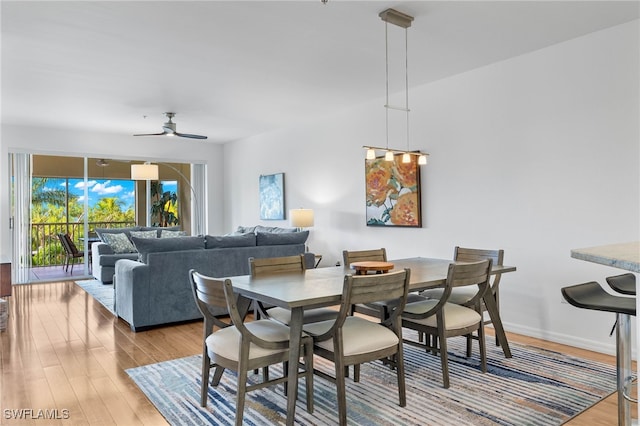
(134, 112, 207, 140)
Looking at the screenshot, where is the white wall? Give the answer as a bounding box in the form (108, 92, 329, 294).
(0, 125, 226, 263)
(224, 20, 639, 354)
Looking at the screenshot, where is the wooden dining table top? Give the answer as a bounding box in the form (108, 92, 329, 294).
(224, 256, 516, 310)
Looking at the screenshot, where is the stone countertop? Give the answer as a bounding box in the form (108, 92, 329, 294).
(571, 241, 640, 273)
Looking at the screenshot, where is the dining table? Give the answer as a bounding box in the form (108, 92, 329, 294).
(223, 256, 516, 424)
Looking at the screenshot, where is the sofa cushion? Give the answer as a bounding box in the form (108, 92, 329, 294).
(132, 235, 206, 263)
(160, 229, 188, 238)
(256, 230, 309, 246)
(102, 232, 137, 253)
(130, 230, 158, 240)
(206, 233, 257, 249)
(95, 226, 141, 242)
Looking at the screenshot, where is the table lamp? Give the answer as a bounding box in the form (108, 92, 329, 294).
(290, 208, 314, 252)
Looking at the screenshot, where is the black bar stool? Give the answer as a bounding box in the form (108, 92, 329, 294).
(561, 278, 636, 426)
(607, 273, 637, 296)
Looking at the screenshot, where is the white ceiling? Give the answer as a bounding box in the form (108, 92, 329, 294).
(2, 1, 638, 144)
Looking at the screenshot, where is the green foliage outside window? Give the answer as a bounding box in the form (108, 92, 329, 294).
(31, 177, 135, 267)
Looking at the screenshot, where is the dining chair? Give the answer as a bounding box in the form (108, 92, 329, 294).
(189, 269, 314, 425)
(343, 248, 426, 319)
(302, 268, 411, 426)
(402, 259, 492, 388)
(57, 233, 87, 274)
(249, 255, 339, 324)
(421, 246, 504, 349)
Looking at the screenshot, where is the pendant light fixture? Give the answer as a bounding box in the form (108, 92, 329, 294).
(363, 8, 429, 166)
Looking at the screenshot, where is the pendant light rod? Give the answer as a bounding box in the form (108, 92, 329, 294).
(367, 9, 428, 165)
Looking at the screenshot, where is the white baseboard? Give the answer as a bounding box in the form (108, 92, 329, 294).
(498, 322, 635, 359)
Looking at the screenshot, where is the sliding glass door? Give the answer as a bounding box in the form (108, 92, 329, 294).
(9, 153, 206, 283)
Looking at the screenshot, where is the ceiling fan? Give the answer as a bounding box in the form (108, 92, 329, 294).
(134, 112, 207, 139)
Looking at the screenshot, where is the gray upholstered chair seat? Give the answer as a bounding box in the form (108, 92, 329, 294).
(206, 319, 305, 361)
(404, 300, 482, 330)
(303, 316, 399, 357)
(266, 306, 338, 325)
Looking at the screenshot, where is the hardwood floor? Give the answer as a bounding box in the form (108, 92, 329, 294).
(0, 280, 634, 425)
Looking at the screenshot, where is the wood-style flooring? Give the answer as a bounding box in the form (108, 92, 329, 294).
(0, 280, 634, 425)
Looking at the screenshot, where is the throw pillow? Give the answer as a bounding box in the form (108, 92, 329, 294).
(95, 226, 141, 242)
(205, 233, 257, 249)
(256, 230, 309, 246)
(130, 230, 158, 239)
(160, 230, 187, 238)
(102, 232, 136, 253)
(236, 225, 257, 234)
(140, 226, 180, 238)
(132, 236, 205, 263)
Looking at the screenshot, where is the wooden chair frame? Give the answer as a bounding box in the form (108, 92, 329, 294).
(190, 269, 314, 425)
(303, 268, 411, 426)
(249, 255, 338, 325)
(402, 259, 492, 388)
(455, 247, 504, 349)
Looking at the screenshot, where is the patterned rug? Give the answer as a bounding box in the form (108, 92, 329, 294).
(75, 279, 115, 314)
(126, 333, 616, 425)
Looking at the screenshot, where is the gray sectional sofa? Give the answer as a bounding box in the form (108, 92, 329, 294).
(91, 226, 180, 283)
(112, 228, 314, 331)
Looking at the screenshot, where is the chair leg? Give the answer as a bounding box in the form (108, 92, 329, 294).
(236, 348, 250, 426)
(333, 333, 347, 426)
(211, 366, 225, 386)
(283, 362, 288, 396)
(200, 351, 211, 407)
(439, 331, 450, 389)
(395, 345, 407, 407)
(478, 324, 487, 373)
(353, 364, 360, 382)
(303, 338, 314, 413)
(466, 334, 473, 357)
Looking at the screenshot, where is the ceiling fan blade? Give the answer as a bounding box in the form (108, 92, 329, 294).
(174, 132, 208, 140)
(133, 132, 168, 137)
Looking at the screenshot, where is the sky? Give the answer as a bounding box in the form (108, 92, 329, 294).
(69, 178, 135, 209)
(40, 178, 178, 210)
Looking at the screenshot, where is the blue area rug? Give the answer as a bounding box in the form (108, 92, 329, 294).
(75, 279, 115, 314)
(126, 333, 616, 425)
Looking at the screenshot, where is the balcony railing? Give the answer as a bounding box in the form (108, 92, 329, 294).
(31, 221, 136, 267)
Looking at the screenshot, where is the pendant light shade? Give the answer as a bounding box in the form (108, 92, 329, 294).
(366, 148, 376, 160)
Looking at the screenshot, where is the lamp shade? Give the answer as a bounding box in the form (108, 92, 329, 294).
(131, 163, 159, 180)
(290, 208, 314, 228)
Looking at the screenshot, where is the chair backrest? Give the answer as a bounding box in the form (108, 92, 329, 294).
(319, 269, 411, 340)
(447, 259, 492, 302)
(342, 248, 387, 266)
(249, 254, 306, 277)
(65, 234, 81, 255)
(454, 246, 503, 291)
(189, 269, 233, 333)
(404, 260, 492, 320)
(57, 233, 75, 255)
